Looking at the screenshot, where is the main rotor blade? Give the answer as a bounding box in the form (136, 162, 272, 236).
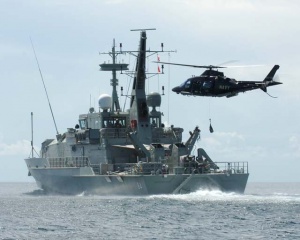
(223, 64, 264, 68)
(154, 61, 263, 69)
(153, 61, 226, 69)
(218, 60, 239, 66)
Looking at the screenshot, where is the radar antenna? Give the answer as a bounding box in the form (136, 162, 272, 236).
(99, 29, 176, 112)
(99, 39, 129, 112)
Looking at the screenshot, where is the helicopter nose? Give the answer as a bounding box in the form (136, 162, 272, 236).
(172, 86, 181, 93)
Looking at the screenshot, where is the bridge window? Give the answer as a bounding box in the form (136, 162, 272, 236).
(79, 119, 87, 129)
(103, 117, 126, 128)
(150, 117, 160, 127)
(113, 118, 125, 128)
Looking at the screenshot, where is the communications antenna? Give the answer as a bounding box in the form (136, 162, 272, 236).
(30, 38, 59, 136)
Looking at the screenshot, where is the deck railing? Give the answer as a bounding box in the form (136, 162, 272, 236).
(92, 161, 248, 176)
(214, 162, 248, 174)
(46, 158, 248, 176)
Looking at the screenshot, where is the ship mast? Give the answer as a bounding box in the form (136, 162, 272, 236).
(29, 112, 39, 158)
(31, 112, 34, 158)
(111, 40, 119, 111)
(99, 40, 128, 112)
(128, 29, 175, 143)
(100, 29, 175, 145)
(129, 30, 152, 143)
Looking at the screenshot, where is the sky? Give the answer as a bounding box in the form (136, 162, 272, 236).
(0, 0, 299, 182)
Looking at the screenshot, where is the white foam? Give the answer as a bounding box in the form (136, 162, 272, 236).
(76, 191, 85, 197)
(148, 188, 300, 203)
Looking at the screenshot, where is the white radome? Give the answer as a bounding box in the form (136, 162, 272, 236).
(98, 94, 112, 110)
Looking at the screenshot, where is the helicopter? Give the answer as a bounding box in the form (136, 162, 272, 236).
(156, 62, 281, 98)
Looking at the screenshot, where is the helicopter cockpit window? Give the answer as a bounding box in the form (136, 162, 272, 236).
(229, 78, 238, 84)
(203, 80, 213, 89)
(184, 80, 191, 89)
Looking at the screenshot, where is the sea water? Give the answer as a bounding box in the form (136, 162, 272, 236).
(0, 182, 299, 240)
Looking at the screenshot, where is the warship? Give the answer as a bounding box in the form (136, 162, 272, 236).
(25, 29, 249, 195)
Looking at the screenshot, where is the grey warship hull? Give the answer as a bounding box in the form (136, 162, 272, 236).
(26, 162, 248, 195)
(25, 30, 249, 195)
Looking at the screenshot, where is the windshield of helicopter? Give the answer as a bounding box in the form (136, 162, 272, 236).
(184, 80, 191, 89)
(180, 79, 191, 88)
(229, 78, 238, 84)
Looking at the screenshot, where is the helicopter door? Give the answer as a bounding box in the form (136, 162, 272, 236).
(194, 78, 202, 93)
(202, 80, 213, 93)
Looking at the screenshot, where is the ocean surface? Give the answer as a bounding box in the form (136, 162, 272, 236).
(0, 182, 299, 240)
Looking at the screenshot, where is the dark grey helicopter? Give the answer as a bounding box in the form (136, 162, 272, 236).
(157, 62, 281, 98)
